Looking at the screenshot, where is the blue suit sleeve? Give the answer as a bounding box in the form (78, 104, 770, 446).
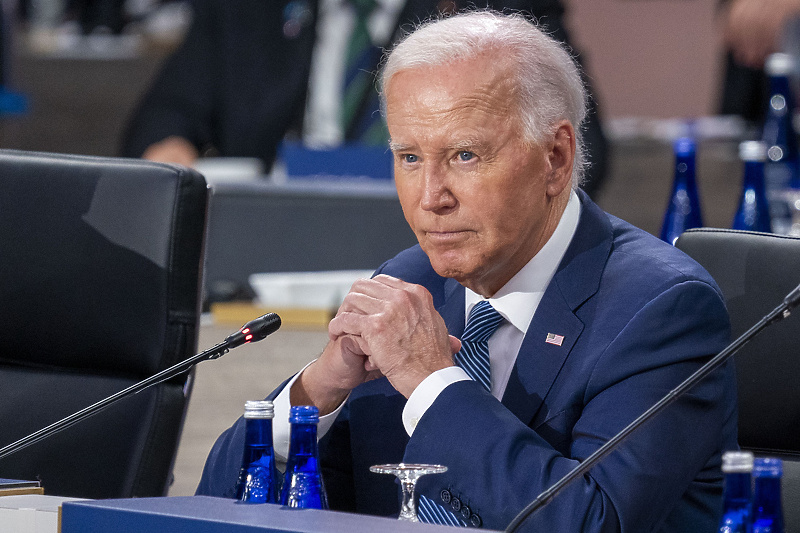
(195, 416, 245, 498)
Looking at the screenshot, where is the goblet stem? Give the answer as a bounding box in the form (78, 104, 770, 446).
(369, 463, 447, 522)
(398, 474, 419, 522)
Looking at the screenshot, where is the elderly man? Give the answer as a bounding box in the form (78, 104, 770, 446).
(198, 11, 737, 531)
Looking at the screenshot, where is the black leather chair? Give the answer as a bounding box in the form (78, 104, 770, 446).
(0, 150, 209, 499)
(675, 228, 800, 531)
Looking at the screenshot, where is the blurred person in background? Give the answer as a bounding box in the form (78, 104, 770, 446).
(718, 0, 800, 122)
(120, 0, 608, 197)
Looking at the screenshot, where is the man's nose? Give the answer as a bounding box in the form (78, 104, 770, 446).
(419, 164, 456, 212)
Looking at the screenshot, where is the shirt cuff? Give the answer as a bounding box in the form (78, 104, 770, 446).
(402, 366, 471, 437)
(272, 359, 349, 466)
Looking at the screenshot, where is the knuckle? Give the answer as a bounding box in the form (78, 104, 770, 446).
(408, 283, 432, 304)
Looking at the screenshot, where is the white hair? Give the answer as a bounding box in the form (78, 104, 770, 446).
(379, 10, 589, 188)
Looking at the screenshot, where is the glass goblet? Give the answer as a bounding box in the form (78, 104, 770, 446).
(369, 463, 448, 522)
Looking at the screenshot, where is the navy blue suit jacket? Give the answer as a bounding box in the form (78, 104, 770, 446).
(197, 191, 738, 531)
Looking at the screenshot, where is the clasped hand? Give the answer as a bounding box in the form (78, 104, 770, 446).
(294, 275, 461, 413)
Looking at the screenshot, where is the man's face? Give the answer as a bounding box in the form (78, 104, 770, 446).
(385, 54, 572, 296)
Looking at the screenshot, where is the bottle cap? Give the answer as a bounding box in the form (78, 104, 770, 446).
(244, 400, 274, 419)
(673, 137, 696, 156)
(289, 405, 320, 424)
(765, 53, 795, 77)
(754, 457, 783, 477)
(739, 140, 768, 162)
(722, 450, 754, 473)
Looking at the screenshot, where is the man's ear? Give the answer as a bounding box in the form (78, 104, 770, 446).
(546, 120, 576, 198)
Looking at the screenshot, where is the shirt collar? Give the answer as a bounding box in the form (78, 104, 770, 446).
(464, 189, 581, 334)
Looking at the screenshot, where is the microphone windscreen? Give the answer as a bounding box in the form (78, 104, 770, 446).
(224, 313, 282, 347)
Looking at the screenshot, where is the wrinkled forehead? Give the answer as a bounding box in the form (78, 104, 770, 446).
(385, 53, 519, 116)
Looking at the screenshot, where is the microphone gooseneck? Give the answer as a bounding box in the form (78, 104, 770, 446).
(505, 283, 800, 533)
(0, 314, 282, 461)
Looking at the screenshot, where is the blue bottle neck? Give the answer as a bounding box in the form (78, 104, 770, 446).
(769, 75, 793, 104)
(733, 159, 772, 232)
(754, 475, 783, 513)
(742, 161, 767, 192)
(661, 145, 703, 243)
(722, 472, 752, 508)
(671, 152, 697, 190)
(287, 422, 319, 465)
(241, 418, 275, 463)
(763, 75, 799, 160)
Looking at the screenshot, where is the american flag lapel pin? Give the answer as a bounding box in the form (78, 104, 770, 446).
(545, 333, 565, 346)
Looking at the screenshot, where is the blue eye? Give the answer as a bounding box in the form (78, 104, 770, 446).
(458, 151, 474, 162)
(403, 154, 418, 163)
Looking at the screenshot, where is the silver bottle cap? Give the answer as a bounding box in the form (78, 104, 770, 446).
(722, 450, 754, 473)
(243, 400, 274, 419)
(739, 140, 767, 162)
(765, 53, 795, 77)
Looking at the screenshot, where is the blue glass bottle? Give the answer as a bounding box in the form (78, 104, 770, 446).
(733, 141, 772, 233)
(752, 457, 784, 533)
(280, 405, 328, 509)
(762, 53, 800, 234)
(660, 137, 703, 245)
(234, 400, 279, 503)
(718, 451, 754, 533)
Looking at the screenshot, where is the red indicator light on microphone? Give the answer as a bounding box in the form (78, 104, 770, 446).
(242, 328, 251, 334)
(245, 334, 253, 342)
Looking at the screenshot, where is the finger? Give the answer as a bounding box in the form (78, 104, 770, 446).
(351, 275, 402, 295)
(338, 334, 367, 359)
(337, 289, 387, 316)
(336, 277, 404, 317)
(370, 274, 416, 291)
(364, 356, 379, 372)
(329, 311, 368, 341)
(449, 335, 462, 354)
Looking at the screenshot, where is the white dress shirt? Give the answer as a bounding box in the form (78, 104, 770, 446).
(273, 190, 582, 462)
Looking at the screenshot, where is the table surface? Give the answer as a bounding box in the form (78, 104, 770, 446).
(61, 496, 469, 533)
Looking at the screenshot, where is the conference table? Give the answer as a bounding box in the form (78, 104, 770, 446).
(0, 491, 488, 531)
(60, 494, 474, 532)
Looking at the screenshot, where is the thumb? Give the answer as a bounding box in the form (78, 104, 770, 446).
(449, 335, 462, 354)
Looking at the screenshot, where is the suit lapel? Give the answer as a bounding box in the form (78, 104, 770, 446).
(437, 277, 466, 337)
(502, 297, 584, 425)
(501, 190, 614, 426)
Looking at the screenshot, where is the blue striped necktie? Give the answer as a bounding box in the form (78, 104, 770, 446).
(417, 302, 503, 527)
(453, 301, 503, 392)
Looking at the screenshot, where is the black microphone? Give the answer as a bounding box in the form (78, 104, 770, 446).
(505, 283, 800, 532)
(0, 313, 281, 461)
(224, 313, 282, 348)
